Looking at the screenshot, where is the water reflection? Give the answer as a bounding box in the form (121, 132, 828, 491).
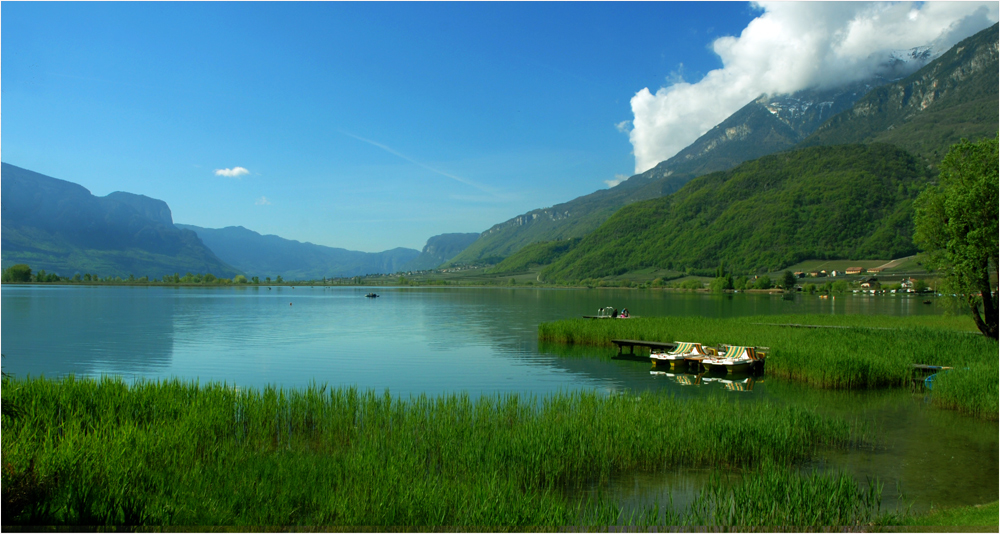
(2, 285, 993, 513)
(1, 285, 174, 378)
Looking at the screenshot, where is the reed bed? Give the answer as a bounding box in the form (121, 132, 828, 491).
(684, 461, 901, 528)
(538, 315, 998, 415)
(2, 375, 880, 527)
(930, 359, 999, 420)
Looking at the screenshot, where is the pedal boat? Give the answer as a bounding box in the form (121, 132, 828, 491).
(650, 342, 708, 369)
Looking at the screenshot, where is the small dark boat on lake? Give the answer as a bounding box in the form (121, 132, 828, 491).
(365, 293, 379, 298)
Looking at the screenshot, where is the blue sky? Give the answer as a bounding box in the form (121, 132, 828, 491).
(3, 2, 996, 252)
(2, 1, 757, 252)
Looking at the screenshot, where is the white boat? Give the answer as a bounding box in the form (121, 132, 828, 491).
(701, 345, 764, 374)
(650, 341, 708, 368)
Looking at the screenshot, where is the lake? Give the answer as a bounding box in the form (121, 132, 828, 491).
(2, 284, 996, 514)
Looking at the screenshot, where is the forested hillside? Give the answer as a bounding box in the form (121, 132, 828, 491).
(403, 233, 480, 271)
(445, 170, 694, 266)
(487, 238, 582, 274)
(541, 144, 932, 280)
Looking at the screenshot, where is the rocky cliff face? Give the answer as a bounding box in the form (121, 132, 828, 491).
(1, 163, 239, 277)
(800, 23, 998, 163)
(105, 192, 174, 226)
(403, 233, 481, 270)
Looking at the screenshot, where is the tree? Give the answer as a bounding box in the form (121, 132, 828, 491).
(3, 264, 32, 283)
(752, 275, 773, 290)
(914, 136, 998, 339)
(234, 275, 248, 284)
(782, 271, 797, 292)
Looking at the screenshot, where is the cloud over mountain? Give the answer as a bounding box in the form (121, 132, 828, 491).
(627, 1, 999, 173)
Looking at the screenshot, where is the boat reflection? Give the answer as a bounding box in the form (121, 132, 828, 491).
(650, 368, 760, 392)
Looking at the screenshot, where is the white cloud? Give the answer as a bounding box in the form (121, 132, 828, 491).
(626, 1, 999, 173)
(255, 196, 272, 205)
(604, 174, 630, 188)
(215, 166, 250, 178)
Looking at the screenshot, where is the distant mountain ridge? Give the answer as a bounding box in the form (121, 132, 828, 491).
(1, 163, 240, 278)
(176, 224, 419, 280)
(444, 165, 695, 266)
(403, 233, 480, 271)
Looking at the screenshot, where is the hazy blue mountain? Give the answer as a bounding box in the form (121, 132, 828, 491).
(1, 163, 240, 278)
(800, 23, 999, 164)
(402, 233, 480, 271)
(176, 224, 419, 280)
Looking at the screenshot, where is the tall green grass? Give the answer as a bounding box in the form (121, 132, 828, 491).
(2, 375, 879, 527)
(538, 315, 998, 417)
(685, 461, 901, 528)
(930, 361, 1000, 419)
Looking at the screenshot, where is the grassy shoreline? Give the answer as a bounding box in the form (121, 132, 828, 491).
(2, 375, 884, 527)
(3, 376, 996, 528)
(538, 314, 998, 419)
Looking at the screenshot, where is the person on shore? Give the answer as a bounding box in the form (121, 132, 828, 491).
(620, 308, 630, 318)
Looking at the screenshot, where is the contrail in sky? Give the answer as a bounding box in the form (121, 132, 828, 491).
(341, 131, 498, 196)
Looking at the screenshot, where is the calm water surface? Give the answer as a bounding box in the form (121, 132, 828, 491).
(2, 285, 996, 513)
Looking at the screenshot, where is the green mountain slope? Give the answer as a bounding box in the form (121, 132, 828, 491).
(541, 144, 932, 280)
(176, 224, 419, 280)
(1, 163, 240, 278)
(447, 54, 929, 268)
(446, 168, 695, 266)
(800, 23, 999, 164)
(403, 233, 480, 271)
(487, 238, 582, 274)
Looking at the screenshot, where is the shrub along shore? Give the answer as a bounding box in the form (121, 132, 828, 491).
(538, 314, 999, 419)
(1, 375, 905, 528)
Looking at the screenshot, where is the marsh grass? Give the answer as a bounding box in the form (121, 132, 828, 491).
(538, 315, 998, 417)
(685, 461, 902, 529)
(2, 375, 880, 527)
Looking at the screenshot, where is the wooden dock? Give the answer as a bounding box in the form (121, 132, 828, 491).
(610, 339, 677, 356)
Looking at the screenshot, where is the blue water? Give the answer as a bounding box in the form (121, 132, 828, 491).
(0, 284, 945, 393)
(2, 284, 994, 512)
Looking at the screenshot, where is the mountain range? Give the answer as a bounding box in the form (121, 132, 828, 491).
(1, 163, 240, 279)
(4, 24, 996, 281)
(176, 224, 420, 280)
(448, 23, 998, 269)
(0, 162, 473, 279)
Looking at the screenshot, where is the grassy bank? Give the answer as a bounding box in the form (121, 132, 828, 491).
(537, 314, 998, 419)
(899, 501, 999, 529)
(2, 375, 888, 527)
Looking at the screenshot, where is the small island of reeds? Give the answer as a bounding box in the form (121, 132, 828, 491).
(538, 314, 999, 419)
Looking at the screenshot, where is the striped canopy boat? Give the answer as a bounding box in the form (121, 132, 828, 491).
(650, 341, 707, 368)
(701, 345, 763, 374)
